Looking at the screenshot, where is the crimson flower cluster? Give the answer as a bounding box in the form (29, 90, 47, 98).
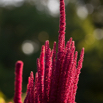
(13, 0, 84, 103)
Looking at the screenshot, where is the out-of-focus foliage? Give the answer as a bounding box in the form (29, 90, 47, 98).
(0, 0, 103, 103)
(0, 91, 5, 103)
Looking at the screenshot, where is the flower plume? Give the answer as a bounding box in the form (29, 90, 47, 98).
(14, 61, 23, 103)
(13, 0, 84, 103)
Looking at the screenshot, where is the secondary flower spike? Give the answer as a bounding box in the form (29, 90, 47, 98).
(13, 0, 84, 103)
(14, 61, 23, 103)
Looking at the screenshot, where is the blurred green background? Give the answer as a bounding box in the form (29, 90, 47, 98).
(0, 0, 103, 103)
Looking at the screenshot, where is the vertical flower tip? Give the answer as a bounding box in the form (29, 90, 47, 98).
(70, 37, 72, 41)
(82, 48, 85, 54)
(58, 0, 66, 52)
(30, 71, 34, 78)
(71, 41, 75, 48)
(16, 60, 23, 66)
(45, 40, 49, 47)
(80, 48, 85, 59)
(15, 61, 23, 71)
(14, 60, 24, 103)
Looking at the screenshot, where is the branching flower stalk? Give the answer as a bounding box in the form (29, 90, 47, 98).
(13, 0, 84, 103)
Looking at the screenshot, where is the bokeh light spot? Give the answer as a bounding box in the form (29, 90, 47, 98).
(22, 40, 39, 55)
(77, 6, 88, 19)
(0, 0, 24, 7)
(47, 0, 59, 17)
(85, 4, 94, 14)
(93, 28, 103, 40)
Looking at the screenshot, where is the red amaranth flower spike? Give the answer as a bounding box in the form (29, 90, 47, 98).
(58, 0, 66, 52)
(12, 0, 84, 103)
(29, 71, 35, 103)
(34, 72, 39, 103)
(44, 40, 53, 102)
(24, 77, 30, 103)
(49, 0, 66, 102)
(14, 61, 23, 103)
(38, 45, 45, 103)
(72, 48, 84, 103)
(44, 41, 50, 102)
